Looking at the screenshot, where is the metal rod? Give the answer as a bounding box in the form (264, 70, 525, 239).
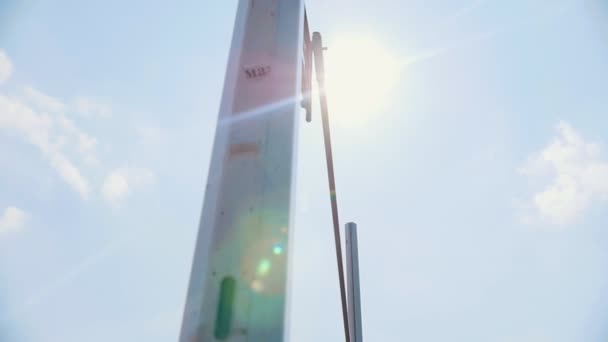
(312, 31, 351, 342)
(346, 222, 363, 342)
(301, 10, 313, 122)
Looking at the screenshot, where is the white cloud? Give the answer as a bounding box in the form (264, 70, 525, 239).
(0, 206, 27, 234)
(102, 171, 129, 204)
(0, 50, 13, 85)
(0, 92, 92, 198)
(21, 85, 67, 113)
(0, 52, 150, 203)
(47, 151, 90, 197)
(520, 121, 608, 225)
(102, 167, 156, 206)
(73, 97, 112, 118)
(55, 112, 99, 165)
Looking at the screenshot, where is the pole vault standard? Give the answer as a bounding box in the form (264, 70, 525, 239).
(310, 30, 352, 342)
(346, 223, 363, 342)
(178, 2, 362, 341)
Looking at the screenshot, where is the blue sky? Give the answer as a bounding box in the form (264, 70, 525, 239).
(1, 0, 608, 341)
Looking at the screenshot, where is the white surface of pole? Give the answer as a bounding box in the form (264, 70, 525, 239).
(178, 1, 304, 341)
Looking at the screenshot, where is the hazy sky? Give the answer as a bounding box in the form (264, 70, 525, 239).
(2, 0, 608, 341)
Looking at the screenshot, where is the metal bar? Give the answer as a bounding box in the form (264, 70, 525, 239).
(301, 10, 313, 122)
(346, 222, 363, 342)
(312, 31, 351, 342)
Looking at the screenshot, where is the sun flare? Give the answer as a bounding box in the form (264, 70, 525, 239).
(320, 34, 402, 126)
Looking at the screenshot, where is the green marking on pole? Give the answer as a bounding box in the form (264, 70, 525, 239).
(214, 277, 236, 340)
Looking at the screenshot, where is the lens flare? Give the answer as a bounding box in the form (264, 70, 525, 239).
(256, 259, 272, 277)
(272, 244, 284, 255)
(251, 279, 264, 293)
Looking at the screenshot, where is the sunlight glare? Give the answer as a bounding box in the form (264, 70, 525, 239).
(322, 34, 402, 126)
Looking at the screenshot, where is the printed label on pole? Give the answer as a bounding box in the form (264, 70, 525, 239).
(243, 64, 271, 80)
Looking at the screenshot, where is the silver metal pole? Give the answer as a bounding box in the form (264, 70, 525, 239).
(346, 222, 363, 342)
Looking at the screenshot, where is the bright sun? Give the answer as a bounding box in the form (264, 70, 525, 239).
(320, 34, 402, 127)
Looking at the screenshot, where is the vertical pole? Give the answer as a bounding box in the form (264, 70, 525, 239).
(312, 31, 351, 342)
(346, 222, 363, 342)
(178, 1, 304, 341)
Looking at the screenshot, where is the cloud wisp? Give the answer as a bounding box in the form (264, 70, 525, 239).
(0, 91, 93, 198)
(520, 121, 608, 226)
(73, 97, 112, 119)
(0, 50, 13, 85)
(21, 85, 67, 113)
(0, 207, 27, 234)
(1, 48, 154, 203)
(102, 167, 156, 207)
